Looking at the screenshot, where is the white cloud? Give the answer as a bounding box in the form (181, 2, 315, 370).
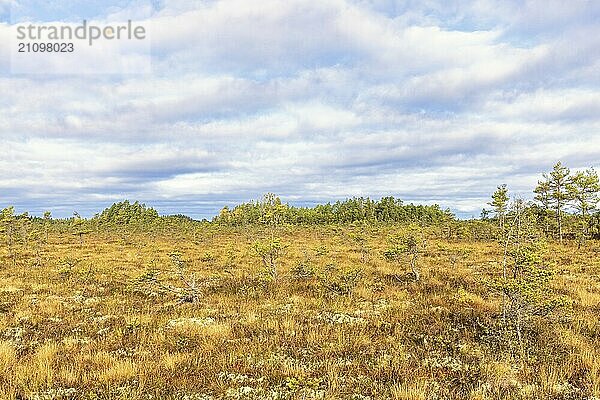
(0, 0, 599, 218)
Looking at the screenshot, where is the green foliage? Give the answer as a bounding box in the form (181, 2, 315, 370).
(58, 257, 80, 278)
(252, 238, 286, 280)
(132, 267, 163, 297)
(133, 253, 202, 304)
(214, 194, 453, 226)
(569, 168, 600, 215)
(489, 184, 509, 229)
(384, 225, 426, 280)
(568, 168, 600, 244)
(489, 198, 566, 359)
(530, 162, 600, 244)
(547, 162, 572, 243)
(200, 252, 216, 263)
(318, 264, 362, 296)
(71, 212, 91, 245)
(290, 259, 316, 280)
(170, 252, 202, 303)
(534, 176, 552, 236)
(95, 200, 159, 227)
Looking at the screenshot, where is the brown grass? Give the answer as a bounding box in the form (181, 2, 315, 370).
(0, 225, 598, 399)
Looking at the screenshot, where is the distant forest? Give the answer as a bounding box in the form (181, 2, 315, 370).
(213, 194, 452, 225)
(1, 161, 599, 241)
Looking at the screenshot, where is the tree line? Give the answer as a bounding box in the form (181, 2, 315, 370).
(213, 193, 454, 226)
(1, 161, 598, 243)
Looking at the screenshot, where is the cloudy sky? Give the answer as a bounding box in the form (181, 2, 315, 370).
(1, 0, 599, 219)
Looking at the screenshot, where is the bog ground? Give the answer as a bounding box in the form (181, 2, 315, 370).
(0, 224, 598, 400)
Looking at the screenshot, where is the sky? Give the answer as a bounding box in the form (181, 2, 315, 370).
(0, 0, 599, 219)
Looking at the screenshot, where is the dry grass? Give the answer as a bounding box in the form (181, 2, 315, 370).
(0, 225, 598, 399)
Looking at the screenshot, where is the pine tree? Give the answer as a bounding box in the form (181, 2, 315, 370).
(71, 212, 90, 247)
(492, 198, 566, 361)
(533, 177, 552, 237)
(383, 224, 426, 281)
(489, 184, 509, 230)
(547, 162, 571, 243)
(568, 168, 600, 247)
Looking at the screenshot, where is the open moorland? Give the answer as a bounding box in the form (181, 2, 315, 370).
(0, 162, 599, 400)
(0, 213, 598, 399)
